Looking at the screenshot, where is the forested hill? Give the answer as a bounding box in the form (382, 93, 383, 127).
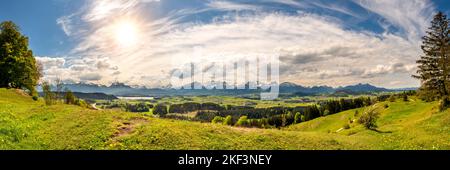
(45, 82, 412, 97)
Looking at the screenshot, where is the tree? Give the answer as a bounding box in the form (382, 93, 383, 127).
(358, 108, 380, 130)
(42, 82, 55, 105)
(211, 116, 225, 124)
(294, 112, 301, 124)
(0, 21, 39, 95)
(403, 93, 409, 102)
(153, 104, 168, 116)
(55, 78, 64, 100)
(223, 115, 233, 126)
(64, 89, 76, 104)
(413, 12, 450, 99)
(235, 116, 249, 127)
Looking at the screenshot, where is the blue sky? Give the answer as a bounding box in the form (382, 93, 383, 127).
(1, 0, 449, 88)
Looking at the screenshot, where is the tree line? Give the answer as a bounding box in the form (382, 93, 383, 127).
(150, 96, 375, 128)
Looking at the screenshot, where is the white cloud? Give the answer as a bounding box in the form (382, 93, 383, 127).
(354, 0, 435, 41)
(48, 0, 436, 88)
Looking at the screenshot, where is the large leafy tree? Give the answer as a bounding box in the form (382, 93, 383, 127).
(0, 21, 39, 95)
(413, 12, 450, 99)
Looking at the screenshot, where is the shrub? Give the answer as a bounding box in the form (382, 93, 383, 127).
(388, 95, 396, 102)
(74, 99, 88, 108)
(439, 96, 450, 111)
(294, 112, 301, 124)
(32, 96, 38, 101)
(235, 116, 249, 127)
(153, 104, 168, 116)
(358, 109, 380, 130)
(223, 115, 233, 126)
(126, 103, 150, 112)
(195, 111, 217, 122)
(343, 123, 350, 129)
(42, 82, 55, 105)
(211, 116, 225, 124)
(323, 109, 330, 116)
(64, 90, 76, 104)
(300, 115, 306, 122)
(354, 110, 359, 116)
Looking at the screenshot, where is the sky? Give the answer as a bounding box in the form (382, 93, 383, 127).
(1, 0, 450, 88)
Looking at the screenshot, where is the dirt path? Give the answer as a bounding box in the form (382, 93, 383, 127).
(112, 117, 149, 140)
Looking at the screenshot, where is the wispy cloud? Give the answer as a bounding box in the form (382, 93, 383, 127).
(42, 0, 436, 88)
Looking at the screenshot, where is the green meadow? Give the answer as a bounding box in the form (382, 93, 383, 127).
(0, 88, 449, 150)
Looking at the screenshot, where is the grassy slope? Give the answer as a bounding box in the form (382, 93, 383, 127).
(1, 88, 449, 150)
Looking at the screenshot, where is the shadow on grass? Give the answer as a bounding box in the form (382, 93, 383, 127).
(369, 128, 393, 133)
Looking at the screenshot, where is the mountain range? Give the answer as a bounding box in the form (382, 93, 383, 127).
(46, 82, 416, 98)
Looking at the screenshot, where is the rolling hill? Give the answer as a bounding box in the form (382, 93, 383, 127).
(0, 88, 448, 150)
(49, 82, 399, 97)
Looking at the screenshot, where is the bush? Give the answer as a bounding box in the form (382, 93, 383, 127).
(300, 115, 306, 122)
(439, 96, 450, 111)
(358, 109, 380, 130)
(126, 103, 150, 112)
(32, 96, 38, 101)
(354, 110, 359, 116)
(323, 109, 330, 116)
(388, 95, 396, 102)
(42, 82, 55, 106)
(64, 90, 76, 104)
(343, 123, 350, 129)
(294, 112, 301, 124)
(223, 115, 233, 126)
(195, 111, 217, 122)
(211, 116, 225, 124)
(74, 99, 88, 108)
(235, 116, 249, 127)
(153, 104, 168, 116)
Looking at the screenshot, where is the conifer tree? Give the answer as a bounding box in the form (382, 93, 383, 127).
(413, 12, 450, 99)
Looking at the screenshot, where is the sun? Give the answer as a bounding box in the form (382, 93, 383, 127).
(113, 20, 140, 47)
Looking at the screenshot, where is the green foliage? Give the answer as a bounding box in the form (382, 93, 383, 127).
(42, 82, 55, 106)
(389, 95, 396, 102)
(358, 108, 380, 130)
(64, 90, 76, 105)
(294, 112, 301, 124)
(1, 88, 450, 150)
(323, 109, 330, 116)
(343, 123, 350, 129)
(235, 116, 249, 127)
(223, 115, 233, 126)
(126, 103, 150, 112)
(300, 115, 306, 122)
(74, 99, 88, 108)
(153, 104, 168, 116)
(0, 21, 39, 94)
(439, 96, 450, 111)
(413, 12, 450, 99)
(211, 116, 225, 124)
(403, 94, 408, 102)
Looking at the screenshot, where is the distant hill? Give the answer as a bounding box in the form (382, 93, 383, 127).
(280, 82, 390, 96)
(50, 82, 399, 97)
(38, 91, 118, 100)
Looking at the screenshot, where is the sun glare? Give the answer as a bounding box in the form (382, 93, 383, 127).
(114, 20, 139, 47)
